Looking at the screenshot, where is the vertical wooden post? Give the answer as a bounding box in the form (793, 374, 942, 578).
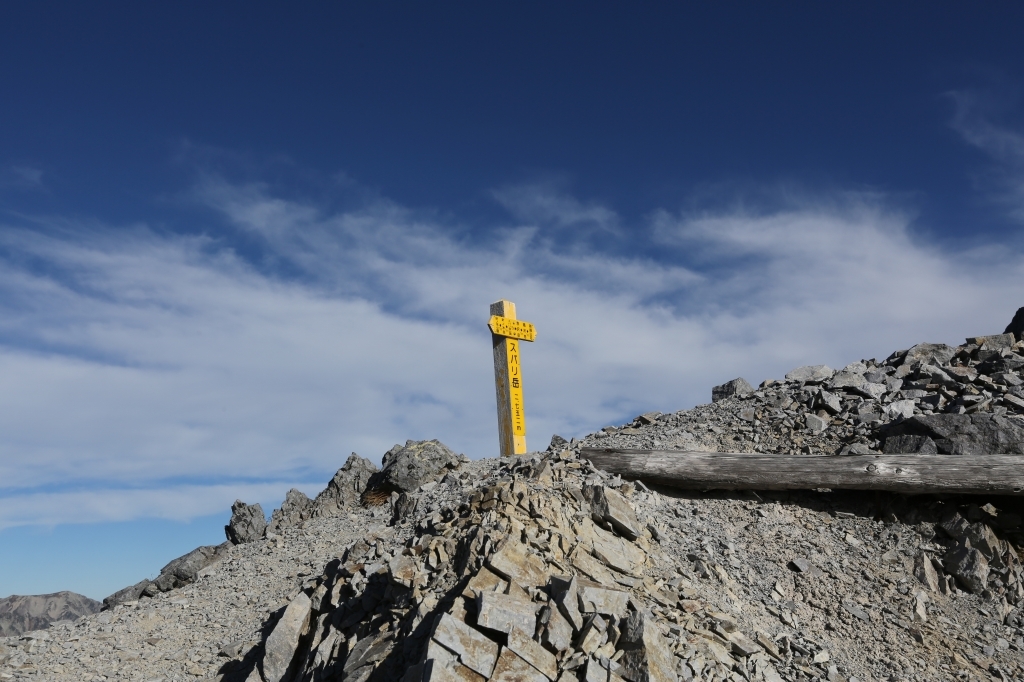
(491, 299, 527, 457)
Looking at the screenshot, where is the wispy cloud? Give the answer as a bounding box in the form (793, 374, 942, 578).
(948, 89, 1024, 222)
(0, 164, 44, 190)
(1, 173, 1022, 529)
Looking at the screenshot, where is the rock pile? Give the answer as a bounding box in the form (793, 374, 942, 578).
(584, 334, 1024, 459)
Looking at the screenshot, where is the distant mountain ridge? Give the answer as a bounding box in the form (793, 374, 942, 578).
(0, 592, 101, 637)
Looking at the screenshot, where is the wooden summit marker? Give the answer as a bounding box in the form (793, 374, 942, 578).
(489, 300, 536, 457)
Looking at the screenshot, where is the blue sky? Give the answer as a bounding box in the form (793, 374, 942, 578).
(2, 3, 1024, 600)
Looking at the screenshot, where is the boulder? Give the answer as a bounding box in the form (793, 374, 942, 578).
(310, 453, 379, 516)
(225, 500, 267, 544)
(102, 580, 153, 611)
(366, 439, 462, 496)
(711, 378, 753, 402)
(943, 540, 989, 594)
(883, 435, 938, 454)
(785, 365, 834, 384)
(262, 591, 312, 682)
(1005, 306, 1024, 341)
(589, 486, 641, 541)
(877, 414, 1024, 456)
(267, 488, 312, 534)
(900, 343, 956, 368)
(617, 612, 677, 682)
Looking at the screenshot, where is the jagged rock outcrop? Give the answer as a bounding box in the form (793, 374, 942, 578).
(1005, 306, 1024, 340)
(0, 592, 99, 637)
(267, 488, 312, 534)
(711, 377, 753, 403)
(310, 453, 379, 516)
(225, 499, 268, 545)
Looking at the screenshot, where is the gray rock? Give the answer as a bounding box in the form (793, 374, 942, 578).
(431, 613, 499, 678)
(885, 399, 916, 420)
(590, 486, 641, 540)
(883, 435, 938, 454)
(150, 544, 228, 594)
(814, 391, 842, 415)
(785, 365, 834, 384)
(1005, 306, 1024, 340)
(267, 488, 312, 534)
(943, 541, 989, 594)
(225, 500, 267, 544)
(310, 453, 379, 516)
(850, 382, 887, 400)
(548, 434, 569, 451)
(390, 491, 420, 525)
(618, 611, 678, 682)
(877, 414, 1024, 456)
(101, 580, 152, 611)
(900, 343, 956, 368)
(829, 371, 866, 389)
(805, 414, 827, 434)
(913, 553, 941, 592)
(711, 378, 753, 403)
(262, 591, 311, 682)
(969, 333, 1017, 349)
(368, 439, 462, 495)
(476, 591, 538, 635)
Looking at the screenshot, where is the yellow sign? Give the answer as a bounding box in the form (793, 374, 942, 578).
(505, 338, 526, 436)
(489, 299, 534, 457)
(488, 315, 537, 342)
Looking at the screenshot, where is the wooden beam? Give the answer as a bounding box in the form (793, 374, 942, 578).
(581, 448, 1024, 496)
(491, 300, 527, 457)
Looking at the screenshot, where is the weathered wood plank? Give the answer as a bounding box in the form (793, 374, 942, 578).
(491, 299, 527, 457)
(581, 448, 1024, 495)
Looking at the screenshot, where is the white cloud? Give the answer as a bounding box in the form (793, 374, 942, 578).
(948, 89, 1024, 222)
(1, 177, 1022, 529)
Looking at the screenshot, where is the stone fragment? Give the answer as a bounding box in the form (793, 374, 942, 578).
(964, 522, 1004, 563)
(476, 592, 538, 635)
(829, 371, 866, 389)
(851, 382, 887, 400)
(577, 615, 607, 654)
(617, 612, 678, 682)
(577, 583, 628, 618)
(913, 553, 940, 592)
(711, 378, 754, 402)
(225, 499, 267, 544)
(310, 453, 379, 516)
(943, 541, 989, 594)
(912, 591, 928, 623)
(590, 486, 641, 540)
(585, 522, 646, 575)
(489, 647, 549, 682)
(542, 603, 574, 652)
(583, 658, 608, 682)
(267, 488, 312, 534)
(900, 343, 956, 368)
(432, 613, 500, 678)
(878, 414, 1024, 456)
(785, 365, 834, 383)
(462, 567, 509, 599)
(885, 399, 916, 420)
(262, 591, 311, 682)
(553, 575, 584, 631)
(570, 546, 619, 586)
(969, 333, 1017, 349)
(423, 657, 486, 682)
(815, 391, 842, 415)
(804, 414, 827, 434)
(102, 579, 153, 610)
(389, 554, 419, 588)
(506, 627, 558, 680)
(488, 540, 550, 589)
(729, 632, 762, 657)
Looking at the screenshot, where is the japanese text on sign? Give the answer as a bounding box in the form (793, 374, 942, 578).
(488, 316, 537, 342)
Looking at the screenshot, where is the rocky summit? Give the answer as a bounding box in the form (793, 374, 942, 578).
(0, 593, 101, 638)
(3, 310, 1024, 682)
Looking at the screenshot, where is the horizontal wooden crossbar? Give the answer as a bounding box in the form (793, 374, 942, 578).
(581, 448, 1024, 496)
